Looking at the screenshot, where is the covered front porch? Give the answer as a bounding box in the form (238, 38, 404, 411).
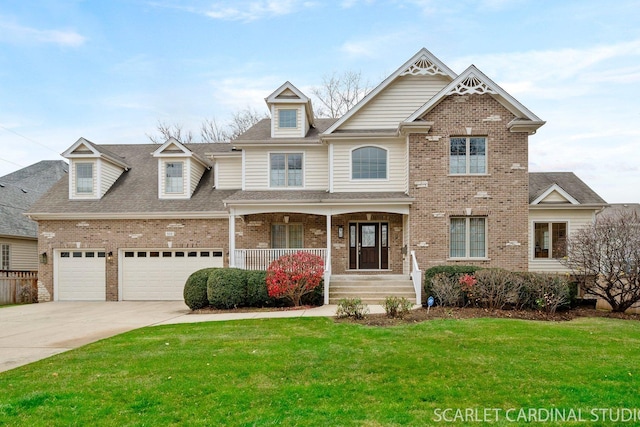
(223, 191, 422, 304)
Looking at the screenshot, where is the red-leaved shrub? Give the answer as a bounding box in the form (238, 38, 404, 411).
(266, 252, 324, 306)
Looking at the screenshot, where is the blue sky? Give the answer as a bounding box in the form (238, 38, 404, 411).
(0, 0, 639, 203)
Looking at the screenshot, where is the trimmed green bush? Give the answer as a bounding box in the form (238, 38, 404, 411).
(183, 268, 217, 310)
(207, 268, 247, 309)
(423, 265, 482, 306)
(246, 270, 270, 307)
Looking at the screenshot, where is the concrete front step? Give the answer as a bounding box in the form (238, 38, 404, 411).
(329, 274, 416, 304)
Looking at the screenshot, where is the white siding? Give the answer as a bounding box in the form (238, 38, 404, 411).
(189, 158, 206, 195)
(243, 146, 328, 190)
(99, 159, 124, 197)
(539, 190, 572, 203)
(0, 238, 37, 271)
(216, 156, 242, 189)
(332, 139, 406, 192)
(341, 75, 450, 130)
(273, 105, 305, 138)
(70, 159, 98, 199)
(528, 208, 597, 273)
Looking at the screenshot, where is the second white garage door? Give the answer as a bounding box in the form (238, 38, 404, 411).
(121, 249, 224, 300)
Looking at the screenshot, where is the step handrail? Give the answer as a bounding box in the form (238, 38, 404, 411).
(410, 251, 422, 305)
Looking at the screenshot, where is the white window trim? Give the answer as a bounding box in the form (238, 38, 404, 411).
(278, 108, 298, 129)
(448, 216, 489, 260)
(70, 160, 99, 199)
(349, 145, 390, 182)
(268, 152, 305, 189)
(532, 220, 569, 260)
(449, 136, 488, 176)
(159, 159, 189, 199)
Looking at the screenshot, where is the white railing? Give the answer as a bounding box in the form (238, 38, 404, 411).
(234, 248, 327, 271)
(410, 251, 422, 305)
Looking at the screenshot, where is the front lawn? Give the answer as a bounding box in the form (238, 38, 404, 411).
(1, 317, 639, 426)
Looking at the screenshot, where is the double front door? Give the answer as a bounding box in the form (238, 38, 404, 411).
(349, 222, 389, 270)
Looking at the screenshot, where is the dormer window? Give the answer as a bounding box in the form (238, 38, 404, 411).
(279, 109, 297, 128)
(165, 162, 184, 193)
(75, 163, 94, 194)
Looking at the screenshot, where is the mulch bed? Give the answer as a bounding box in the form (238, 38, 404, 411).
(336, 306, 640, 327)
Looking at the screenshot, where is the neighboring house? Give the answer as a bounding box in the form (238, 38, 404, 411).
(0, 161, 68, 271)
(28, 48, 607, 304)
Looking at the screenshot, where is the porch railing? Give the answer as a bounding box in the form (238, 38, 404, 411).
(410, 251, 422, 305)
(0, 270, 38, 305)
(234, 249, 327, 271)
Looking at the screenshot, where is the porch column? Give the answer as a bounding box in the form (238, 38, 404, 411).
(325, 214, 332, 305)
(229, 208, 236, 268)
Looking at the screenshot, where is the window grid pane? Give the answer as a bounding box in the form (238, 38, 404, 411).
(287, 154, 303, 187)
(288, 224, 304, 248)
(1, 244, 9, 269)
(450, 137, 486, 174)
(272, 224, 287, 249)
(450, 218, 466, 258)
(165, 162, 183, 193)
(352, 147, 387, 179)
(270, 154, 286, 187)
(76, 163, 93, 193)
(552, 222, 567, 258)
(469, 218, 486, 258)
(449, 138, 467, 174)
(279, 109, 297, 128)
(469, 138, 486, 174)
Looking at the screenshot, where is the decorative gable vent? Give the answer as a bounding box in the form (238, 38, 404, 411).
(400, 55, 449, 76)
(447, 74, 497, 95)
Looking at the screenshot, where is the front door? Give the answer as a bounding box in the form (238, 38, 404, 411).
(349, 223, 389, 270)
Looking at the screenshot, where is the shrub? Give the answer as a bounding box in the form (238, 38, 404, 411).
(301, 280, 324, 306)
(336, 298, 369, 319)
(245, 270, 272, 307)
(266, 252, 324, 306)
(383, 296, 413, 318)
(473, 269, 522, 310)
(424, 265, 482, 305)
(207, 268, 247, 309)
(183, 268, 217, 310)
(430, 273, 463, 307)
(535, 274, 571, 314)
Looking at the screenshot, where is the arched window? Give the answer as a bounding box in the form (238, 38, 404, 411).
(352, 146, 387, 179)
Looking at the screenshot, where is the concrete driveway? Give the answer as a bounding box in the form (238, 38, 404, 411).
(0, 301, 189, 373)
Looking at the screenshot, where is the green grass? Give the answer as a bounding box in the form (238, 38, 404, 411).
(1, 317, 640, 426)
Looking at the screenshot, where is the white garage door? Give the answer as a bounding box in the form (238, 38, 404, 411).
(121, 249, 223, 300)
(56, 250, 106, 301)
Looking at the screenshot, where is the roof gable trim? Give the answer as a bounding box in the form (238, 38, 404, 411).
(531, 184, 580, 205)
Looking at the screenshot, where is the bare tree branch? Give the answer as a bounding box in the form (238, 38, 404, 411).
(146, 121, 194, 144)
(311, 71, 372, 118)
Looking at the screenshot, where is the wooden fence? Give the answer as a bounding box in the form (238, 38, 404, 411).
(0, 270, 38, 304)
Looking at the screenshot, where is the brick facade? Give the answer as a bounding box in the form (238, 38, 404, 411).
(408, 94, 529, 271)
(37, 218, 228, 301)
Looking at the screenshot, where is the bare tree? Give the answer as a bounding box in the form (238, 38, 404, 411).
(562, 210, 640, 312)
(146, 122, 195, 144)
(147, 107, 267, 144)
(311, 71, 372, 118)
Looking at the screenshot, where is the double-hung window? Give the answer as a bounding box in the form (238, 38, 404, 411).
(279, 109, 297, 128)
(352, 146, 387, 179)
(75, 163, 94, 194)
(450, 137, 486, 174)
(0, 244, 9, 270)
(272, 224, 303, 248)
(270, 153, 302, 187)
(450, 217, 486, 258)
(165, 162, 184, 194)
(534, 222, 567, 259)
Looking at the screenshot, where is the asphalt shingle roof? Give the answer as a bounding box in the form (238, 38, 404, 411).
(28, 143, 236, 216)
(529, 172, 607, 205)
(233, 118, 338, 143)
(0, 160, 68, 238)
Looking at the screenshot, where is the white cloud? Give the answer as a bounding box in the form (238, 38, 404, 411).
(203, 0, 314, 21)
(0, 18, 86, 47)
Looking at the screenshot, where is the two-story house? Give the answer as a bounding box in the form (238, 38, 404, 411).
(28, 48, 607, 304)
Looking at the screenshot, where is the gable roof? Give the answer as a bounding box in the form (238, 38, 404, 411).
(0, 160, 68, 239)
(62, 137, 131, 169)
(265, 81, 314, 126)
(323, 48, 457, 135)
(151, 137, 212, 168)
(28, 143, 235, 219)
(529, 172, 607, 205)
(407, 65, 545, 133)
